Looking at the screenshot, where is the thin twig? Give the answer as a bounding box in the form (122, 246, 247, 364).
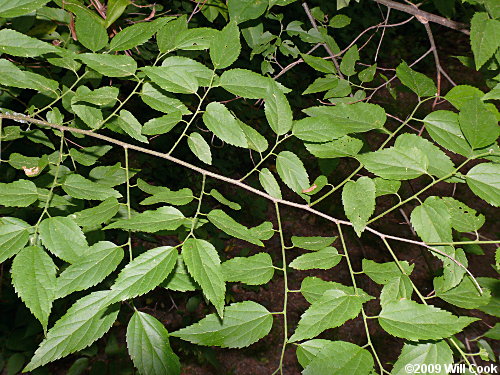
(375, 8, 391, 62)
(302, 2, 344, 79)
(421, 21, 456, 113)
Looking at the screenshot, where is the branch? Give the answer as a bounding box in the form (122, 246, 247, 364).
(302, 2, 344, 79)
(372, 0, 470, 34)
(0, 113, 479, 289)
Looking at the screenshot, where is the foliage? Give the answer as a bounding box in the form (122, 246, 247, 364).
(0, 0, 498, 374)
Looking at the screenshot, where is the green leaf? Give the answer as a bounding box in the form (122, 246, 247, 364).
(71, 103, 103, 129)
(8, 153, 48, 175)
(143, 113, 182, 136)
(339, 45, 359, 76)
(210, 21, 241, 69)
(410, 196, 453, 243)
(466, 163, 500, 207)
(239, 120, 269, 152)
(188, 132, 212, 165)
(207, 209, 264, 246)
(161, 56, 215, 87)
(24, 291, 119, 372)
(434, 247, 468, 292)
(106, 0, 130, 26)
(39, 217, 88, 263)
(483, 83, 500, 101)
(378, 299, 478, 340)
(106, 207, 186, 232)
(0, 218, 30, 263)
(56, 241, 124, 299)
(305, 136, 363, 158)
(379, 275, 414, 306)
(142, 66, 198, 94)
(358, 147, 428, 180)
(300, 277, 372, 304)
(329, 13, 351, 28)
(362, 259, 414, 284)
(138, 181, 193, 206)
(0, 180, 38, 207)
(289, 289, 365, 342)
(374, 178, 401, 197)
(259, 168, 282, 199)
(423, 110, 474, 157)
(445, 85, 484, 110)
(291, 236, 336, 251)
(249, 221, 274, 241)
(140, 82, 191, 114)
(75, 12, 108, 51)
(69, 145, 113, 166)
(482, 0, 500, 18)
(89, 162, 136, 187)
(458, 96, 499, 149)
(477, 277, 500, 317)
(111, 109, 148, 143)
(156, 15, 187, 52)
(171, 301, 272, 348)
(293, 116, 348, 142)
(303, 103, 386, 135)
(435, 275, 491, 309)
(441, 197, 485, 232)
(162, 254, 198, 292)
(219, 69, 286, 98)
(0, 29, 57, 57)
(264, 86, 293, 135)
(396, 61, 436, 97)
(12, 246, 56, 331)
(111, 246, 177, 300)
(301, 54, 336, 73)
(276, 151, 309, 193)
(0, 0, 50, 17)
(228, 0, 268, 24)
(127, 311, 180, 375)
(394, 134, 455, 179)
(484, 323, 500, 340)
(303, 76, 339, 95)
(358, 64, 377, 82)
(296, 339, 332, 368)
(79, 53, 137, 77)
(109, 19, 164, 51)
(182, 239, 226, 317)
(73, 86, 119, 106)
(290, 247, 342, 270)
(203, 102, 248, 148)
(342, 177, 375, 236)
(324, 79, 352, 98)
(470, 12, 500, 70)
(171, 27, 218, 51)
(300, 340, 374, 375)
(63, 174, 122, 201)
(209, 189, 241, 210)
(0, 59, 58, 94)
(222, 253, 274, 285)
(391, 341, 453, 375)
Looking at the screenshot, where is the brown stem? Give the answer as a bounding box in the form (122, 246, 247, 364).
(302, 2, 344, 79)
(372, 0, 469, 34)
